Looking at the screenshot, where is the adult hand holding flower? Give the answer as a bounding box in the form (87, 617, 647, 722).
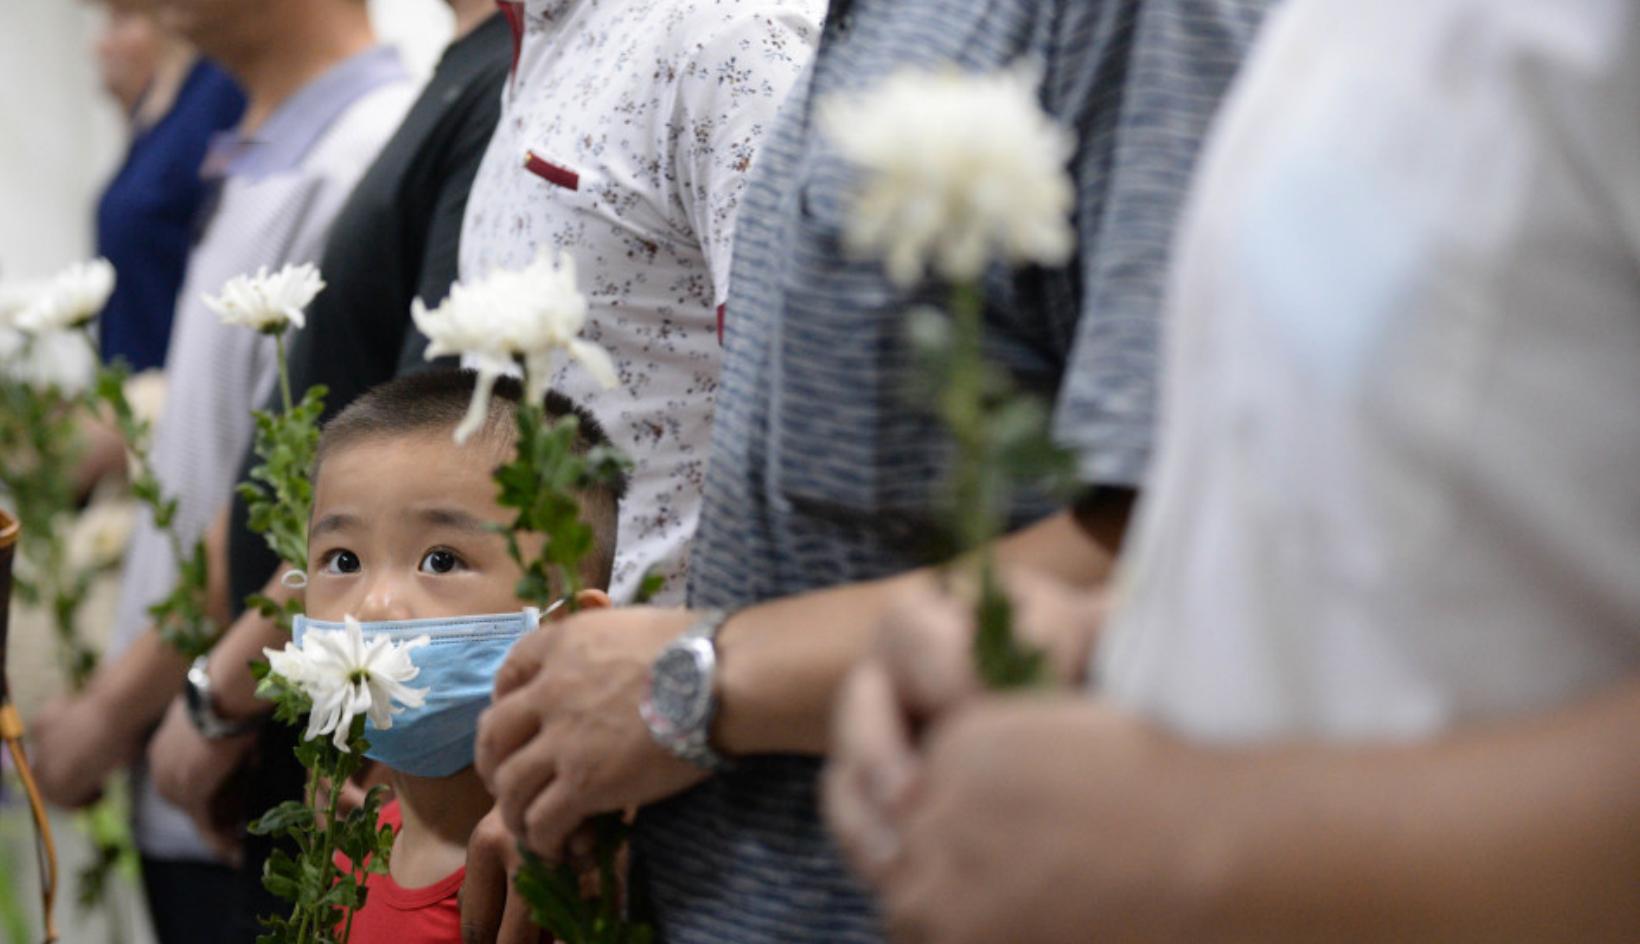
(868, 694, 1199, 944)
(825, 571, 1109, 883)
(476, 605, 710, 854)
(821, 63, 1080, 690)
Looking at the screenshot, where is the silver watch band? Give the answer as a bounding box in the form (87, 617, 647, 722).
(184, 656, 260, 740)
(641, 609, 734, 771)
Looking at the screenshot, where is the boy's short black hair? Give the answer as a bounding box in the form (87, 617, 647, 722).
(314, 368, 626, 590)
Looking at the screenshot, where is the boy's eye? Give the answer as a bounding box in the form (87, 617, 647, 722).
(324, 550, 361, 575)
(419, 549, 462, 574)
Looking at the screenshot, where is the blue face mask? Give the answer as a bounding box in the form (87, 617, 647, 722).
(291, 605, 550, 777)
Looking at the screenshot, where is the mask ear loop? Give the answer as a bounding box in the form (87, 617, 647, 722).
(542, 597, 568, 618)
(281, 569, 309, 590)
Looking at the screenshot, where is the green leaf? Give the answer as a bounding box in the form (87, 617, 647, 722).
(261, 849, 302, 903)
(249, 801, 315, 837)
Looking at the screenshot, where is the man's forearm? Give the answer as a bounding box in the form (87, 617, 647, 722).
(1192, 679, 1640, 941)
(715, 499, 1132, 757)
(205, 570, 296, 719)
(91, 630, 192, 739)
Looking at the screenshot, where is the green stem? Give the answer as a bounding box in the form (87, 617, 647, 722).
(276, 331, 294, 415)
(314, 750, 345, 941)
(340, 883, 357, 944)
(945, 282, 1041, 690)
(294, 899, 312, 944)
(291, 764, 322, 943)
(947, 283, 998, 551)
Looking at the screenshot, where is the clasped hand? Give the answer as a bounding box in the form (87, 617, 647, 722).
(474, 605, 711, 859)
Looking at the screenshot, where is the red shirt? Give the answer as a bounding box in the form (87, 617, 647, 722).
(335, 800, 464, 944)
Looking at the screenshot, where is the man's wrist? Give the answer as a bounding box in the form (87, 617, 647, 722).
(185, 656, 262, 738)
(641, 608, 735, 771)
(710, 607, 747, 755)
(711, 585, 883, 757)
(205, 653, 269, 722)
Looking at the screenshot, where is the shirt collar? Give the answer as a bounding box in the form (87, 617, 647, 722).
(204, 45, 407, 182)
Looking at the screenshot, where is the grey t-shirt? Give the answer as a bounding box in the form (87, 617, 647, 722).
(645, 0, 1271, 940)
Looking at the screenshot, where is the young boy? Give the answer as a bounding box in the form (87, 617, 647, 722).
(301, 368, 624, 941)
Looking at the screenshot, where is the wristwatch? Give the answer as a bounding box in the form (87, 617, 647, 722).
(640, 609, 734, 772)
(183, 656, 260, 739)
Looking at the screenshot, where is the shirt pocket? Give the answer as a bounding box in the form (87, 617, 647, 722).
(523, 148, 581, 191)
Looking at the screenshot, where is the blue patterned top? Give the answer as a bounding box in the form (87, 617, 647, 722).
(639, 0, 1271, 941)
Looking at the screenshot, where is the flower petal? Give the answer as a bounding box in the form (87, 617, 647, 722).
(454, 366, 501, 444)
(568, 338, 618, 390)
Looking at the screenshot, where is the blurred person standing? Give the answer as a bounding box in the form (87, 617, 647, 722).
(93, 0, 243, 373)
(130, 0, 515, 927)
(827, 1, 1640, 941)
(28, 0, 416, 941)
(457, 0, 826, 607)
(465, 1, 1269, 941)
(148, 0, 824, 933)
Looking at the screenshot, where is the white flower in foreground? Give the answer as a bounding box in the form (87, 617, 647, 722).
(412, 251, 616, 443)
(0, 325, 96, 396)
(819, 63, 1076, 287)
(204, 262, 325, 334)
(67, 499, 136, 573)
(16, 259, 115, 332)
(263, 615, 429, 751)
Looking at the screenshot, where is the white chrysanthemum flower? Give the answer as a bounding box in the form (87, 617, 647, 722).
(262, 615, 429, 751)
(819, 63, 1076, 287)
(123, 369, 168, 429)
(0, 279, 42, 327)
(0, 325, 96, 396)
(412, 250, 616, 443)
(15, 259, 115, 332)
(203, 262, 325, 334)
(66, 499, 136, 573)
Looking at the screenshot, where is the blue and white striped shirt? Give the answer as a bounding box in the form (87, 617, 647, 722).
(643, 1, 1270, 940)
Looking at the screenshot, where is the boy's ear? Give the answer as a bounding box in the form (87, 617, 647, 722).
(548, 588, 612, 620)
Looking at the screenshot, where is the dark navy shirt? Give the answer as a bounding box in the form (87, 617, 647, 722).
(94, 59, 244, 371)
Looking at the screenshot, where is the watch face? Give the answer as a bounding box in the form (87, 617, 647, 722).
(653, 643, 710, 729)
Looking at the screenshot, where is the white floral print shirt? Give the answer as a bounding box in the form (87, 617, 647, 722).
(461, 0, 822, 603)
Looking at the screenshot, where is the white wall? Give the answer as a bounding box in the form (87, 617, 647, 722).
(374, 0, 456, 76)
(0, 1, 125, 282)
(0, 0, 453, 284)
